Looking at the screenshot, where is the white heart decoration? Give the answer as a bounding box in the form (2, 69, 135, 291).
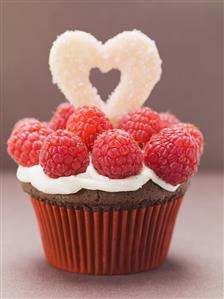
(49, 30, 162, 125)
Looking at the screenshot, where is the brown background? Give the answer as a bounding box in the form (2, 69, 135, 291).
(2, 1, 223, 171)
(2, 3, 223, 298)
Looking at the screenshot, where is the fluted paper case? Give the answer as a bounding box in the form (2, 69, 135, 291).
(31, 196, 183, 275)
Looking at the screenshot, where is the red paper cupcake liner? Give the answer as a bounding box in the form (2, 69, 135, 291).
(31, 196, 183, 274)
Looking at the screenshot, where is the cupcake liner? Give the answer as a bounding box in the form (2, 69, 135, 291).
(31, 196, 183, 274)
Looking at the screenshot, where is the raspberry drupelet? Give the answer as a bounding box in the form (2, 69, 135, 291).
(66, 105, 113, 150)
(144, 127, 200, 185)
(49, 102, 75, 131)
(118, 107, 162, 147)
(7, 122, 53, 167)
(173, 123, 204, 155)
(39, 130, 89, 178)
(92, 129, 143, 179)
(159, 112, 180, 129)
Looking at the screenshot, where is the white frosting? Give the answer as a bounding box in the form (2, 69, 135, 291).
(17, 163, 179, 194)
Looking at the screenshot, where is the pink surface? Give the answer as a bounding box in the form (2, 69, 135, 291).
(2, 171, 223, 298)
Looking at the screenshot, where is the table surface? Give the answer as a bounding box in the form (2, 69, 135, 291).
(2, 171, 223, 299)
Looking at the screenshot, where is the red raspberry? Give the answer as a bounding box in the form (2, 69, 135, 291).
(144, 127, 200, 185)
(42, 121, 49, 127)
(12, 118, 39, 131)
(7, 122, 53, 167)
(92, 129, 143, 179)
(118, 107, 162, 147)
(40, 130, 89, 178)
(66, 105, 113, 150)
(159, 112, 180, 129)
(174, 123, 204, 155)
(49, 102, 75, 131)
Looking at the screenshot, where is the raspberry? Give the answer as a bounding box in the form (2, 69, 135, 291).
(66, 105, 113, 150)
(159, 112, 180, 129)
(92, 129, 143, 179)
(144, 127, 200, 185)
(42, 121, 49, 127)
(49, 102, 75, 131)
(40, 130, 89, 178)
(7, 122, 53, 167)
(174, 123, 204, 155)
(118, 107, 162, 147)
(12, 118, 39, 131)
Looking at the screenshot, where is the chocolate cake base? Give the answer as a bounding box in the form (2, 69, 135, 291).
(22, 180, 188, 210)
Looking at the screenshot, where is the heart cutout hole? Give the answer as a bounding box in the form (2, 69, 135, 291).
(90, 68, 121, 102)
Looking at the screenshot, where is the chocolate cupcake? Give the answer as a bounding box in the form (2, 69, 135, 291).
(7, 30, 203, 275)
(20, 179, 188, 274)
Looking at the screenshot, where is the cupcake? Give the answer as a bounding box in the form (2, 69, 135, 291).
(7, 30, 203, 275)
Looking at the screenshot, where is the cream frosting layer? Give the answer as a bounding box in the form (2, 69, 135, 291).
(17, 163, 179, 194)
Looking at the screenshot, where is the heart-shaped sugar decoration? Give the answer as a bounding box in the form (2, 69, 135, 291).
(49, 30, 162, 125)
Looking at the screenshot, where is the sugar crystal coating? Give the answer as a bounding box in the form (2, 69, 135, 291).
(49, 30, 162, 125)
